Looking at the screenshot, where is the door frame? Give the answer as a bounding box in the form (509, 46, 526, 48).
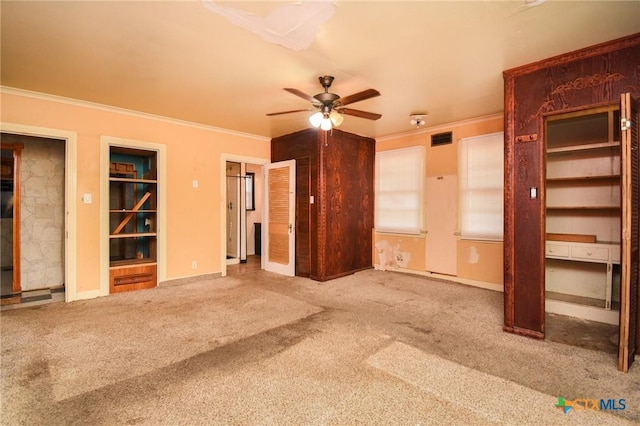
(100, 136, 167, 297)
(0, 142, 23, 294)
(0, 122, 78, 301)
(225, 161, 242, 263)
(220, 154, 269, 277)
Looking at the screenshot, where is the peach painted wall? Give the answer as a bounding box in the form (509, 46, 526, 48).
(375, 114, 505, 286)
(1, 91, 269, 293)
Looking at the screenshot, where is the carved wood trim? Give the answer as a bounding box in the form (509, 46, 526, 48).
(504, 32, 640, 78)
(529, 73, 632, 124)
(503, 75, 515, 330)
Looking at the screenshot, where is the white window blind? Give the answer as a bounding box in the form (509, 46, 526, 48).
(458, 132, 504, 240)
(375, 146, 425, 234)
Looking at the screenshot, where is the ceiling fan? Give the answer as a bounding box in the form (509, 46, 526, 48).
(266, 75, 381, 130)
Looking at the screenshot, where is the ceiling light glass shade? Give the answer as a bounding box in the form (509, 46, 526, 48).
(410, 114, 427, 128)
(410, 117, 424, 127)
(320, 117, 332, 131)
(309, 111, 324, 127)
(329, 110, 344, 127)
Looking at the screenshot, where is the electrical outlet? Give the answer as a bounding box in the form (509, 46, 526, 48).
(191, 260, 197, 269)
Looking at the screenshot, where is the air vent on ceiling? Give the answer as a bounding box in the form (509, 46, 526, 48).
(431, 131, 452, 147)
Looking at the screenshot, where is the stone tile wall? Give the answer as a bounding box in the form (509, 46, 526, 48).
(20, 139, 65, 291)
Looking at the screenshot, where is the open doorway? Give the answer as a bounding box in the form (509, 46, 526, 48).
(224, 159, 264, 276)
(543, 105, 621, 355)
(1, 133, 66, 306)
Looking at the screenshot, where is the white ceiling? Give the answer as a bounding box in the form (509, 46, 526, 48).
(2, 1, 639, 139)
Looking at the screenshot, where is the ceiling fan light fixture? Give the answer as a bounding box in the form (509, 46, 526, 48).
(310, 107, 342, 131)
(309, 111, 324, 127)
(271, 75, 381, 130)
(329, 110, 344, 127)
(320, 117, 333, 131)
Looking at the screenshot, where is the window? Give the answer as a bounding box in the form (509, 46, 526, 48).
(245, 172, 255, 211)
(458, 132, 504, 240)
(375, 146, 425, 234)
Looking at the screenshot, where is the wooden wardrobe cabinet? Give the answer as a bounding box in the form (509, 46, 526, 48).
(503, 33, 640, 371)
(271, 128, 375, 281)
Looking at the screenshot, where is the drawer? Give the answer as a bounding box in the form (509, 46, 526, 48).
(571, 246, 609, 262)
(545, 243, 569, 258)
(109, 264, 157, 293)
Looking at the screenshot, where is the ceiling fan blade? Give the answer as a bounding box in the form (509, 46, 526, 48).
(339, 108, 382, 121)
(266, 109, 311, 116)
(284, 88, 317, 103)
(335, 89, 380, 107)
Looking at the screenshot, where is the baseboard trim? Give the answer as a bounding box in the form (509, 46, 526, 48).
(375, 265, 503, 293)
(159, 273, 222, 287)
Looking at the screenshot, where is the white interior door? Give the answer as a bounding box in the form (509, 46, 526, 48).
(425, 175, 458, 275)
(263, 160, 295, 276)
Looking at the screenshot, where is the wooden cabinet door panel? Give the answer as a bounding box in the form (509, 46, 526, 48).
(619, 93, 639, 372)
(264, 160, 296, 276)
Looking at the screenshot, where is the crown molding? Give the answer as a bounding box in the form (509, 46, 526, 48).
(376, 112, 504, 142)
(1, 86, 270, 142)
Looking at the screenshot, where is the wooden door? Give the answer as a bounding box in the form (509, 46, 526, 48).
(264, 160, 296, 276)
(619, 93, 639, 372)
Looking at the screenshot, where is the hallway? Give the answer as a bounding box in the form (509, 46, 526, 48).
(226, 255, 261, 276)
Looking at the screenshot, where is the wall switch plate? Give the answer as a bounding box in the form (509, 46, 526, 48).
(192, 180, 198, 188)
(82, 193, 92, 204)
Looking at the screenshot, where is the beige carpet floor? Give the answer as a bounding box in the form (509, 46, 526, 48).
(1, 269, 639, 425)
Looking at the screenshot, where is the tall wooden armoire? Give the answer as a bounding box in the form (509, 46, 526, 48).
(271, 128, 375, 281)
(503, 33, 640, 371)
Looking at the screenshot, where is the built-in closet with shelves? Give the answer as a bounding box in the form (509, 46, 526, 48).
(503, 33, 639, 372)
(545, 106, 622, 323)
(109, 147, 158, 293)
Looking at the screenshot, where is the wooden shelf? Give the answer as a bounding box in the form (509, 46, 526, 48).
(110, 259, 157, 268)
(545, 104, 618, 122)
(546, 291, 606, 309)
(546, 174, 620, 183)
(546, 233, 596, 243)
(109, 232, 156, 239)
(546, 206, 620, 211)
(109, 177, 157, 184)
(547, 141, 620, 154)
